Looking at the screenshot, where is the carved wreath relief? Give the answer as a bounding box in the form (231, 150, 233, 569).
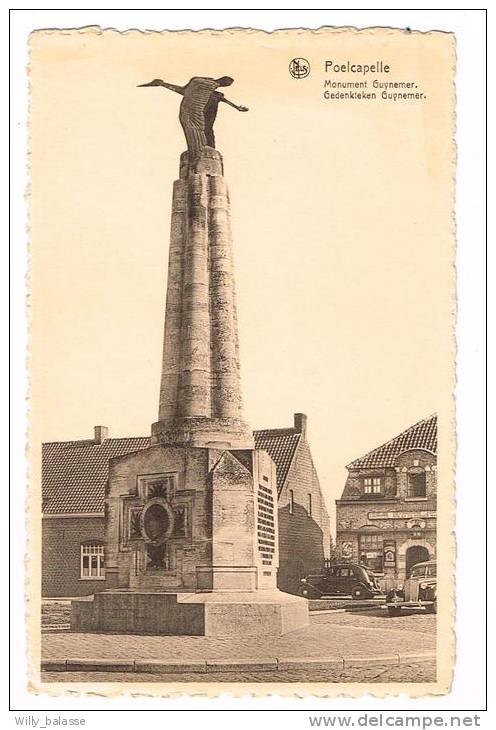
(123, 474, 192, 572)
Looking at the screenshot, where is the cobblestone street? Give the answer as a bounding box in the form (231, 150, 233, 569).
(312, 609, 436, 634)
(42, 610, 436, 683)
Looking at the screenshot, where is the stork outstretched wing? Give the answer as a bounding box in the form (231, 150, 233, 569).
(141, 76, 242, 156)
(180, 77, 219, 129)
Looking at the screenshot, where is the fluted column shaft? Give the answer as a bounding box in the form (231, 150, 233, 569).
(177, 174, 211, 417)
(158, 179, 187, 424)
(208, 175, 243, 419)
(154, 148, 252, 449)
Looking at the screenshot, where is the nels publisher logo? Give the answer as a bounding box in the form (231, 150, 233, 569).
(289, 58, 310, 79)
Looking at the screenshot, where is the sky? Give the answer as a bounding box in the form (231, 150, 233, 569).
(29, 27, 455, 530)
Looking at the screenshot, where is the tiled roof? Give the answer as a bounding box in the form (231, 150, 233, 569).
(42, 437, 151, 514)
(254, 429, 301, 493)
(42, 424, 303, 515)
(347, 414, 437, 470)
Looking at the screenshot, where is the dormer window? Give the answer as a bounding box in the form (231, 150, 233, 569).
(408, 471, 427, 498)
(364, 477, 382, 495)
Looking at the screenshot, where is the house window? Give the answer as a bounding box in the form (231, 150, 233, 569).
(308, 493, 312, 517)
(364, 477, 382, 494)
(359, 533, 383, 573)
(408, 471, 427, 498)
(80, 543, 105, 579)
(289, 489, 294, 515)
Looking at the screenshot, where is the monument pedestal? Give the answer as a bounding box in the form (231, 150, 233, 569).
(181, 590, 308, 637)
(71, 441, 309, 636)
(71, 589, 308, 637)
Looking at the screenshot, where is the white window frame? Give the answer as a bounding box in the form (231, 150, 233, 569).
(80, 542, 105, 580)
(364, 477, 382, 494)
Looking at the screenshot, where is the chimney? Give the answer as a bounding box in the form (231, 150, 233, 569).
(94, 425, 109, 444)
(294, 413, 307, 438)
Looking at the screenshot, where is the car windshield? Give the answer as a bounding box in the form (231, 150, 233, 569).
(410, 563, 437, 578)
(410, 566, 426, 578)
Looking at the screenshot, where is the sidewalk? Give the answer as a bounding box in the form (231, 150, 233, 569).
(42, 611, 436, 673)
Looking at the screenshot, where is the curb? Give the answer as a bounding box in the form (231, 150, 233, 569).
(41, 652, 436, 674)
(309, 607, 385, 615)
(309, 606, 386, 616)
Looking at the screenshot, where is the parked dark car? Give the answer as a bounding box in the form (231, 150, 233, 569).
(384, 560, 437, 616)
(298, 563, 382, 600)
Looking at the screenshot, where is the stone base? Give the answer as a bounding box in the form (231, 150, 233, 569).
(196, 565, 258, 591)
(180, 590, 309, 637)
(71, 590, 308, 637)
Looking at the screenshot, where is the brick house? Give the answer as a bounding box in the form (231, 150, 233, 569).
(335, 414, 437, 587)
(41, 429, 150, 598)
(42, 413, 330, 597)
(255, 413, 331, 594)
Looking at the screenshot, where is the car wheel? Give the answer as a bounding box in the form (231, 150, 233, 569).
(387, 606, 402, 617)
(352, 585, 369, 600)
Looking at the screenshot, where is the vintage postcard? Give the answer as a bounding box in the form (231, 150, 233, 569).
(27, 25, 456, 697)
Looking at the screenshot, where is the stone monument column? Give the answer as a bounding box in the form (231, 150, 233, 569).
(152, 147, 253, 450)
(71, 78, 309, 636)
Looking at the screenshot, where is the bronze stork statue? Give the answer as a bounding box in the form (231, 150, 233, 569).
(138, 76, 248, 158)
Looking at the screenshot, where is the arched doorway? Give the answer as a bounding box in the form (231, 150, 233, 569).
(406, 545, 430, 577)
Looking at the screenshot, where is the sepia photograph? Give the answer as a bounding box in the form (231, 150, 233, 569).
(26, 24, 456, 697)
(12, 11, 485, 710)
